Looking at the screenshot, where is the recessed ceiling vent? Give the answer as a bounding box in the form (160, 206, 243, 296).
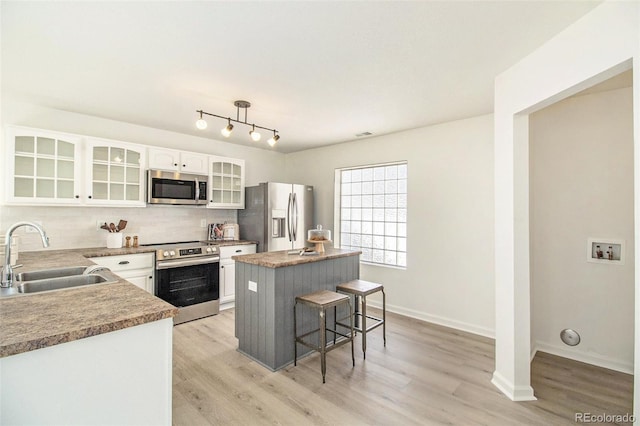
(356, 132, 373, 137)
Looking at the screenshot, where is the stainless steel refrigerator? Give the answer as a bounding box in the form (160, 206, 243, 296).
(238, 182, 314, 252)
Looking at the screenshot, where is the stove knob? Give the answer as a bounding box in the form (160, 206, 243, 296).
(169, 250, 176, 257)
(206, 247, 213, 253)
(163, 251, 169, 257)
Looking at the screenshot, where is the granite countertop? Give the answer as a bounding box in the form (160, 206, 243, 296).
(0, 248, 175, 358)
(232, 248, 361, 268)
(0, 240, 258, 358)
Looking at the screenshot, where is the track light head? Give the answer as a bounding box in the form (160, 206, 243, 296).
(221, 119, 234, 137)
(250, 125, 261, 142)
(268, 132, 280, 147)
(195, 111, 208, 130)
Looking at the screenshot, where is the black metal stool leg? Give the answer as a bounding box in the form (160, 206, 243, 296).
(382, 288, 386, 347)
(293, 301, 298, 366)
(349, 299, 354, 367)
(320, 308, 326, 383)
(361, 295, 367, 359)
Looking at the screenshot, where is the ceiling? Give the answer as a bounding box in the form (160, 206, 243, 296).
(1, 1, 602, 153)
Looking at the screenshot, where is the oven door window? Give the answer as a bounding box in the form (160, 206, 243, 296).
(152, 178, 196, 201)
(156, 262, 219, 307)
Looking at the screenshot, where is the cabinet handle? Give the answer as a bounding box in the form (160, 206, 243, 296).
(118, 261, 130, 265)
(235, 249, 242, 253)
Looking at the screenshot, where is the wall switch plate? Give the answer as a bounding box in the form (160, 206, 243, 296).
(25, 221, 43, 233)
(248, 280, 257, 292)
(200, 219, 207, 228)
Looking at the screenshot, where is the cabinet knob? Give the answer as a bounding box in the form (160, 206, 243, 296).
(88, 195, 92, 199)
(174, 163, 178, 166)
(75, 195, 79, 199)
(182, 164, 186, 167)
(221, 266, 224, 269)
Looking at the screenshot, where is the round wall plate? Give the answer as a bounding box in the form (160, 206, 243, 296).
(560, 328, 581, 346)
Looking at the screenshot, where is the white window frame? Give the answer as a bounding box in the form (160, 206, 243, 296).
(334, 161, 407, 269)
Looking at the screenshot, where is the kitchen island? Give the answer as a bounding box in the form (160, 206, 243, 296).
(232, 248, 361, 371)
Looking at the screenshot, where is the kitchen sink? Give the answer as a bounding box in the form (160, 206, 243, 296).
(17, 274, 115, 294)
(16, 266, 89, 282)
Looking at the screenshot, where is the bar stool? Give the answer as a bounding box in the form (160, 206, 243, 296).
(294, 290, 355, 383)
(336, 279, 386, 359)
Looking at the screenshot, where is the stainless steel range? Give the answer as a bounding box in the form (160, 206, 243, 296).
(148, 241, 220, 325)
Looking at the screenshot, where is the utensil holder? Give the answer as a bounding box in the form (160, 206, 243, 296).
(106, 233, 123, 249)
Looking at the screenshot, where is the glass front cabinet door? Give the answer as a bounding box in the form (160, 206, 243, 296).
(208, 156, 245, 209)
(6, 126, 83, 204)
(85, 138, 146, 206)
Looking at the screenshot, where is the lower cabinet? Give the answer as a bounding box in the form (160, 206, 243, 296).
(219, 244, 256, 308)
(89, 252, 155, 294)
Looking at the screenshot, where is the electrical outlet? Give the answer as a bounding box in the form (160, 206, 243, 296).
(25, 221, 43, 233)
(248, 281, 257, 292)
(200, 219, 207, 228)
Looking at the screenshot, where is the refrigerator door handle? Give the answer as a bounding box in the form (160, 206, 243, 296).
(292, 193, 298, 241)
(287, 193, 293, 242)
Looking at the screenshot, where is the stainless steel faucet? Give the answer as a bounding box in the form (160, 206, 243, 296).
(1, 222, 50, 288)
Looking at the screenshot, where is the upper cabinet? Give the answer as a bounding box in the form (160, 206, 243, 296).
(148, 148, 208, 175)
(208, 156, 245, 209)
(6, 126, 247, 209)
(6, 126, 83, 205)
(85, 138, 146, 206)
(5, 126, 146, 207)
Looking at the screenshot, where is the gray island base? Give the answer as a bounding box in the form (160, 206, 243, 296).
(233, 248, 361, 371)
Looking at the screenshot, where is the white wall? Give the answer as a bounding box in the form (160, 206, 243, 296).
(530, 87, 634, 373)
(493, 0, 639, 403)
(0, 99, 288, 251)
(286, 114, 495, 336)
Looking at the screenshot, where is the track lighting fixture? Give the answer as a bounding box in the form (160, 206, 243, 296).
(267, 131, 280, 147)
(249, 124, 261, 142)
(196, 100, 279, 147)
(196, 111, 208, 130)
(221, 118, 233, 137)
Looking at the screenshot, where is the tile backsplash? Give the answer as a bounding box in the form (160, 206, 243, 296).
(0, 205, 237, 252)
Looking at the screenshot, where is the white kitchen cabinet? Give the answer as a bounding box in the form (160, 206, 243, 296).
(1, 318, 173, 425)
(85, 138, 146, 206)
(5, 126, 83, 205)
(5, 127, 147, 207)
(219, 244, 256, 307)
(208, 156, 245, 209)
(89, 252, 155, 294)
(148, 147, 208, 175)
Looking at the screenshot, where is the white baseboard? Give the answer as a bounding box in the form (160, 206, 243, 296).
(531, 341, 633, 375)
(491, 371, 537, 401)
(366, 301, 495, 339)
(220, 301, 235, 311)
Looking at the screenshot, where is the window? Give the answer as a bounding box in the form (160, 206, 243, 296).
(336, 161, 407, 268)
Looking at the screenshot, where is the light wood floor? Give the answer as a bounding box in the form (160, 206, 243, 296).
(172, 308, 633, 425)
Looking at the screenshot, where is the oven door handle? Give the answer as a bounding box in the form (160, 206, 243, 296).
(156, 257, 220, 270)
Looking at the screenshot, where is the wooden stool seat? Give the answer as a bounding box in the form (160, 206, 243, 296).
(294, 290, 355, 383)
(336, 279, 386, 359)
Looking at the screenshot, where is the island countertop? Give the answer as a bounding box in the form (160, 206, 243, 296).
(0, 248, 178, 358)
(232, 248, 361, 268)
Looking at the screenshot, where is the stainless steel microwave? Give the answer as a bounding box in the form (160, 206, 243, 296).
(147, 169, 208, 205)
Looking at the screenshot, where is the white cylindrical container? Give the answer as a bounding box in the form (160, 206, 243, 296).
(106, 233, 123, 249)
